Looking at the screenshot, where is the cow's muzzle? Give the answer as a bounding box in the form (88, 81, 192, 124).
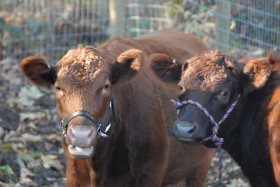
(60, 101, 113, 158)
(172, 120, 207, 145)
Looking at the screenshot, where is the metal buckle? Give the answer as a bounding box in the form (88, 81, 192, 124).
(98, 132, 108, 138)
(60, 120, 67, 137)
(97, 124, 108, 138)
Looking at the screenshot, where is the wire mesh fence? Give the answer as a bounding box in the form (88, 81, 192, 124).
(214, 0, 280, 56)
(0, 0, 279, 63)
(1, 1, 278, 186)
(0, 0, 110, 63)
(126, 0, 171, 37)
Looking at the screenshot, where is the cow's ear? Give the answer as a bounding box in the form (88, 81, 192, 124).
(225, 55, 243, 76)
(21, 56, 57, 88)
(149, 53, 182, 82)
(110, 49, 144, 85)
(268, 50, 280, 71)
(243, 57, 271, 93)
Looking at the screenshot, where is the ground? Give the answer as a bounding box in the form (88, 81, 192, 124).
(0, 57, 250, 187)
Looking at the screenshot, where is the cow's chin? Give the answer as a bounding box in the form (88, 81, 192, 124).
(68, 144, 94, 159)
(176, 137, 220, 148)
(175, 137, 206, 145)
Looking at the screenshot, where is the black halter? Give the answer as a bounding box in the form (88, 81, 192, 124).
(60, 101, 113, 138)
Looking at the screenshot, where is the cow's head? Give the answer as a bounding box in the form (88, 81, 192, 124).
(21, 45, 144, 158)
(150, 51, 272, 147)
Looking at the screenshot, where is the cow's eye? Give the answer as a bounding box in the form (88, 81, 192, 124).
(104, 84, 111, 89)
(217, 89, 230, 104)
(221, 90, 229, 97)
(178, 85, 184, 91)
(55, 86, 65, 96)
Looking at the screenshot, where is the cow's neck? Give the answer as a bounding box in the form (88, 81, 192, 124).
(93, 127, 130, 186)
(222, 80, 277, 186)
(93, 81, 153, 186)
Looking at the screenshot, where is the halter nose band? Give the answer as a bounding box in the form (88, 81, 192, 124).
(60, 101, 113, 138)
(61, 110, 100, 129)
(171, 94, 240, 142)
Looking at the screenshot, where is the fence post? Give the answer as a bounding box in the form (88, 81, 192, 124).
(109, 0, 126, 38)
(216, 0, 231, 52)
(0, 17, 4, 60)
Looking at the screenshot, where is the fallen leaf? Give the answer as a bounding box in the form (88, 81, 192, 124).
(7, 86, 45, 109)
(11, 143, 24, 152)
(21, 133, 42, 142)
(19, 111, 48, 122)
(0, 127, 4, 139)
(20, 168, 36, 186)
(3, 130, 17, 142)
(26, 159, 41, 169)
(0, 57, 22, 86)
(18, 148, 41, 162)
(41, 154, 63, 170)
(0, 165, 15, 176)
(0, 143, 14, 152)
(43, 134, 60, 142)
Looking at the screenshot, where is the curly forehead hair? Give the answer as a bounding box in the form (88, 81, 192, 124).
(57, 45, 110, 83)
(182, 50, 230, 91)
(58, 44, 103, 65)
(186, 50, 226, 72)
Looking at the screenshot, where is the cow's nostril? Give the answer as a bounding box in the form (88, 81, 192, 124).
(87, 129, 93, 138)
(175, 121, 197, 136)
(188, 125, 196, 134)
(68, 127, 75, 138)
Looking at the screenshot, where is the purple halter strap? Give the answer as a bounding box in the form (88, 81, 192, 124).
(171, 94, 241, 187)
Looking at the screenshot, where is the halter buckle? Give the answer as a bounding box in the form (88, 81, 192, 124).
(60, 120, 67, 137)
(98, 132, 109, 138)
(97, 124, 109, 138)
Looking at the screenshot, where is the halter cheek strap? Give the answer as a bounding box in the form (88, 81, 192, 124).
(60, 101, 113, 138)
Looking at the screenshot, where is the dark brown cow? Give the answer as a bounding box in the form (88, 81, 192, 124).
(20, 29, 214, 187)
(149, 50, 280, 186)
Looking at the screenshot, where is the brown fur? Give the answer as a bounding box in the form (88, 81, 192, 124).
(266, 52, 280, 187)
(21, 29, 214, 187)
(268, 100, 280, 187)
